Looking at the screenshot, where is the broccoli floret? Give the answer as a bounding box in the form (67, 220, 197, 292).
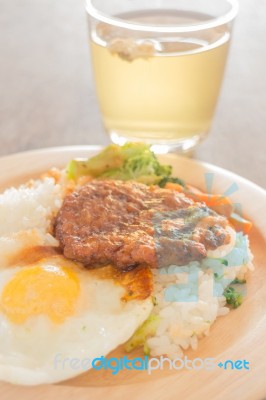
(66, 143, 173, 185)
(124, 314, 160, 353)
(224, 286, 243, 308)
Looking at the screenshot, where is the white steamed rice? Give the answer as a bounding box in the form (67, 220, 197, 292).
(147, 234, 254, 359)
(0, 177, 62, 268)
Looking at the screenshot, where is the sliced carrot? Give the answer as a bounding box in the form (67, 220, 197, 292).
(165, 181, 233, 217)
(182, 184, 232, 207)
(229, 213, 252, 234)
(165, 182, 246, 220)
(165, 182, 184, 192)
(208, 202, 233, 218)
(185, 184, 204, 196)
(185, 191, 233, 217)
(185, 191, 230, 206)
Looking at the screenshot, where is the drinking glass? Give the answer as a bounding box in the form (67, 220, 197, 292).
(86, 0, 238, 153)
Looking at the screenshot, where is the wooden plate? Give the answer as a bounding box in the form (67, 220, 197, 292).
(0, 146, 265, 400)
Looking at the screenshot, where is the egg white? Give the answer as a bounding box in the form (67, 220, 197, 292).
(0, 258, 152, 385)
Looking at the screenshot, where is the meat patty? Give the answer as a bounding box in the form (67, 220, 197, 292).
(55, 180, 231, 270)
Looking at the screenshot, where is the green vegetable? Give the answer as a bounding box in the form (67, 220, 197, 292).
(214, 272, 224, 281)
(67, 144, 125, 179)
(152, 296, 158, 306)
(159, 176, 186, 188)
(143, 343, 151, 356)
(66, 143, 172, 185)
(224, 286, 243, 308)
(124, 314, 160, 353)
(220, 259, 229, 266)
(231, 278, 246, 284)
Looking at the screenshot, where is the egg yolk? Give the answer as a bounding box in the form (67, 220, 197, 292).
(0, 265, 80, 324)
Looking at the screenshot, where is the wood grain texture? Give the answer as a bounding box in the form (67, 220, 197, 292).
(0, 148, 265, 400)
(0, 0, 265, 188)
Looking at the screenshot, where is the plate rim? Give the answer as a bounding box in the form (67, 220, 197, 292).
(0, 145, 265, 397)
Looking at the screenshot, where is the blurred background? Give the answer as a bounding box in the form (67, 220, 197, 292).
(0, 0, 265, 187)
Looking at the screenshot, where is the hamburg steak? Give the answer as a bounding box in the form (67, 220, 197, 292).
(55, 180, 231, 269)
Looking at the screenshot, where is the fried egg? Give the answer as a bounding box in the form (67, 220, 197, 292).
(0, 255, 153, 385)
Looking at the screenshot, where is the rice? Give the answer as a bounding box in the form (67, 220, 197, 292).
(0, 177, 63, 268)
(0, 178, 62, 236)
(147, 234, 254, 359)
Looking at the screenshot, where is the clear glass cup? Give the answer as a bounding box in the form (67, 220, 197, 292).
(85, 0, 238, 153)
